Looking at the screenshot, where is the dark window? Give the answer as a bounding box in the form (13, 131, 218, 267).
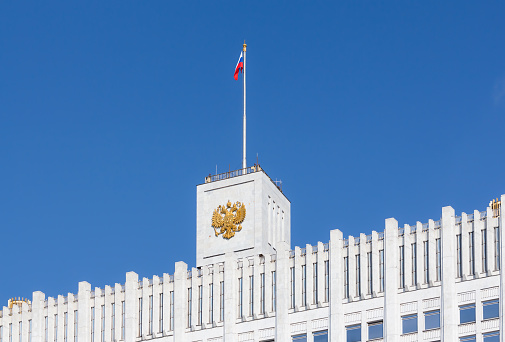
(313, 330, 328, 342)
(346, 324, 361, 342)
(402, 314, 417, 334)
(459, 335, 476, 342)
(483, 299, 499, 320)
(483, 331, 499, 342)
(368, 321, 383, 340)
(459, 304, 476, 324)
(424, 310, 440, 330)
(292, 334, 307, 342)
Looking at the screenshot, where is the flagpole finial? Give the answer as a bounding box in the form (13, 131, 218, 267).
(243, 42, 247, 52)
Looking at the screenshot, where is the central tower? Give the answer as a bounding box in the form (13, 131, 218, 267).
(196, 166, 290, 266)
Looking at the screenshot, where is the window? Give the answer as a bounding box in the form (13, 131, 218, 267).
(249, 276, 254, 316)
(355, 255, 361, 297)
(187, 288, 192, 328)
(170, 291, 175, 330)
(64, 313, 68, 342)
(219, 282, 224, 322)
(1, 325, 2, 342)
(159, 293, 163, 333)
(459, 303, 476, 324)
(198, 285, 203, 325)
(19, 322, 22, 342)
(346, 324, 361, 342)
(411, 243, 417, 286)
(101, 306, 105, 342)
(208, 284, 213, 324)
(238, 277, 243, 318)
(74, 311, 78, 342)
(482, 229, 488, 272)
(324, 260, 329, 302)
(423, 241, 429, 283)
(55, 314, 58, 342)
(111, 303, 115, 338)
(483, 331, 499, 342)
(290, 267, 295, 308)
(368, 321, 383, 340)
(313, 330, 328, 342)
(469, 232, 475, 275)
(45, 317, 48, 342)
(402, 314, 417, 334)
(483, 299, 499, 320)
(292, 334, 307, 342)
(399, 246, 405, 289)
(436, 238, 441, 281)
(91, 308, 94, 342)
(272, 271, 276, 312)
(344, 256, 349, 298)
(494, 227, 500, 270)
(29, 320, 32, 342)
(367, 252, 372, 294)
(9, 324, 12, 342)
(424, 310, 440, 330)
(148, 295, 153, 334)
(121, 301, 125, 339)
(302, 265, 307, 306)
(457, 234, 462, 277)
(138, 298, 142, 336)
(260, 273, 265, 314)
(460, 335, 476, 342)
(379, 250, 384, 292)
(313, 262, 318, 304)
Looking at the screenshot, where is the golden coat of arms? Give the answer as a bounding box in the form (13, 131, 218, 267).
(211, 201, 246, 239)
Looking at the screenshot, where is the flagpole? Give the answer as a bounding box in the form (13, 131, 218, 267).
(242, 42, 247, 170)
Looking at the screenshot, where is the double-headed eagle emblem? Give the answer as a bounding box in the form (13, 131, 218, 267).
(211, 201, 246, 239)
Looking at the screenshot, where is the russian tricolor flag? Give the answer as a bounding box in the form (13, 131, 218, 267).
(234, 52, 244, 80)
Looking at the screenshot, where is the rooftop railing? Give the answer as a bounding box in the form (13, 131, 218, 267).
(205, 165, 262, 184)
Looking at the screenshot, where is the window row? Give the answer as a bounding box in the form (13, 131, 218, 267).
(0, 321, 32, 342)
(292, 330, 328, 341)
(289, 262, 330, 308)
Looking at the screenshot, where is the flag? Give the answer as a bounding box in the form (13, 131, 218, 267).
(234, 52, 244, 80)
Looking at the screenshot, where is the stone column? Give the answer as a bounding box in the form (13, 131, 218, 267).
(223, 253, 237, 342)
(78, 282, 91, 342)
(32, 291, 45, 342)
(384, 218, 400, 342)
(441, 206, 457, 341)
(173, 262, 187, 342)
(275, 242, 290, 342)
(329, 229, 344, 342)
(499, 195, 505, 340)
(124, 272, 138, 342)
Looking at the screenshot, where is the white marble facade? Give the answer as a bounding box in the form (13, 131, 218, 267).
(1, 168, 504, 342)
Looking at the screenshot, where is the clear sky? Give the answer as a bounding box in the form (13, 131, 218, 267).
(1, 1, 504, 302)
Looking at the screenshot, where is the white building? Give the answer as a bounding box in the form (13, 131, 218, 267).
(1, 166, 504, 342)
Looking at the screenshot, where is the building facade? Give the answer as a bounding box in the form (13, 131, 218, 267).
(1, 167, 504, 342)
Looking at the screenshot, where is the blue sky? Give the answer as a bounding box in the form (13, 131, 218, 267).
(1, 1, 504, 301)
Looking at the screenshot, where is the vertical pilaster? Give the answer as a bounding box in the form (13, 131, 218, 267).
(462, 213, 470, 278)
(294, 247, 302, 310)
(348, 236, 356, 300)
(404, 225, 412, 290)
(77, 282, 91, 342)
(499, 194, 505, 340)
(113, 284, 122, 342)
(161, 275, 170, 334)
(359, 233, 367, 297)
(316, 241, 324, 305)
(428, 220, 436, 285)
(371, 231, 379, 296)
(441, 206, 457, 341)
(329, 229, 344, 342)
(124, 273, 137, 342)
(32, 292, 45, 342)
(201, 268, 209, 327)
(275, 242, 290, 342)
(253, 255, 260, 317)
(384, 218, 399, 342)
(223, 253, 236, 342)
(173, 262, 187, 342)
(415, 222, 422, 287)
(305, 244, 314, 308)
(151, 276, 160, 336)
(104, 286, 112, 342)
(474, 213, 482, 277)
